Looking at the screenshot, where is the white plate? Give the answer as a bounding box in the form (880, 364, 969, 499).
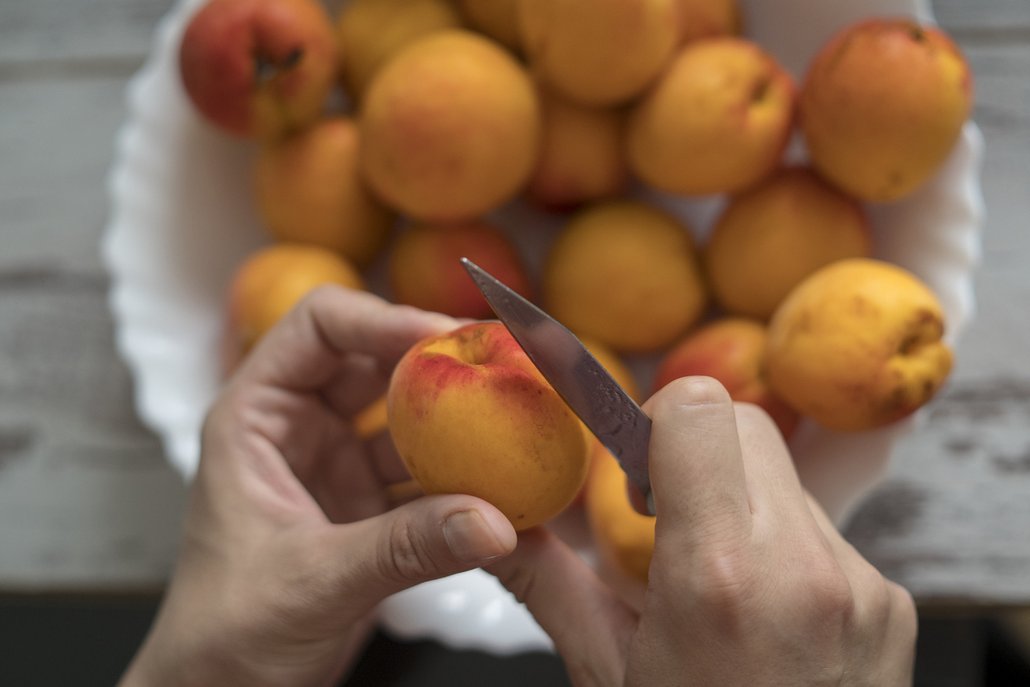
(103, 0, 984, 655)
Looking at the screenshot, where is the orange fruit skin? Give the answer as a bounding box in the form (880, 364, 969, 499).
(226, 243, 364, 358)
(388, 322, 589, 531)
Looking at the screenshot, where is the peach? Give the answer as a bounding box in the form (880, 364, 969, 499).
(585, 441, 654, 586)
(457, 0, 522, 53)
(765, 258, 953, 431)
(654, 318, 799, 439)
(526, 87, 628, 211)
(225, 243, 364, 364)
(387, 322, 590, 530)
(800, 19, 974, 202)
(704, 167, 871, 320)
(676, 0, 742, 44)
(335, 0, 463, 99)
(359, 30, 540, 222)
(542, 200, 708, 353)
(254, 117, 395, 267)
(387, 221, 532, 319)
(178, 0, 337, 139)
(518, 0, 679, 106)
(627, 38, 795, 196)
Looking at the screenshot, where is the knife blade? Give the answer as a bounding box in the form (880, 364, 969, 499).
(461, 257, 654, 514)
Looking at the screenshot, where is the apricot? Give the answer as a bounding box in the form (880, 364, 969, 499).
(335, 0, 463, 99)
(765, 259, 953, 431)
(387, 221, 531, 319)
(179, 0, 337, 139)
(543, 200, 708, 353)
(518, 0, 679, 106)
(359, 30, 540, 222)
(388, 322, 589, 530)
(704, 167, 871, 320)
(254, 117, 395, 267)
(627, 38, 795, 196)
(801, 19, 973, 202)
(526, 87, 628, 211)
(226, 243, 364, 358)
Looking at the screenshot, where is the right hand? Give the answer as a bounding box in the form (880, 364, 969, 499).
(489, 376, 917, 686)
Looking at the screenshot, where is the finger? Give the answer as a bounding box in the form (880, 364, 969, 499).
(238, 286, 459, 392)
(486, 529, 637, 685)
(644, 377, 752, 553)
(732, 403, 809, 521)
(322, 494, 517, 614)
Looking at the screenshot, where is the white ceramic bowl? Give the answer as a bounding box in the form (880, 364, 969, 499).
(103, 0, 984, 655)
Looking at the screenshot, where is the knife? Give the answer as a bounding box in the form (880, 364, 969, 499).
(461, 257, 655, 515)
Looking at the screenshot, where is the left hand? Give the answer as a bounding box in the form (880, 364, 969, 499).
(120, 287, 517, 687)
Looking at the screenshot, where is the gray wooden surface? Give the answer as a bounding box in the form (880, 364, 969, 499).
(1, 0, 1029, 609)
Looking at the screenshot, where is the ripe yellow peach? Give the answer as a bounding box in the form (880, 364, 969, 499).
(704, 167, 871, 320)
(765, 259, 953, 431)
(526, 87, 628, 211)
(627, 38, 795, 196)
(457, 0, 521, 52)
(654, 318, 799, 439)
(387, 322, 590, 530)
(226, 243, 364, 360)
(800, 19, 974, 202)
(518, 0, 679, 106)
(543, 201, 708, 353)
(359, 30, 540, 222)
(335, 0, 463, 99)
(387, 221, 532, 319)
(254, 117, 395, 267)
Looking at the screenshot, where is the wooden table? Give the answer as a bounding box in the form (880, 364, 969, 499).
(1, 0, 1029, 680)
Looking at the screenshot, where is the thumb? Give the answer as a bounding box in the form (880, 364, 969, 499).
(487, 529, 637, 685)
(328, 494, 517, 609)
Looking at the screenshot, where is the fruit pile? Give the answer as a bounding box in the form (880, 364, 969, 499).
(178, 0, 973, 576)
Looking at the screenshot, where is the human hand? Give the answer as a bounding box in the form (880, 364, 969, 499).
(120, 287, 517, 687)
(489, 377, 917, 686)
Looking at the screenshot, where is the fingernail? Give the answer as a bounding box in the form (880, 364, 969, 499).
(443, 510, 516, 563)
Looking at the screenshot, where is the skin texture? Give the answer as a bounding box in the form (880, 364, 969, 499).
(118, 292, 918, 686)
(178, 0, 337, 139)
(226, 243, 364, 360)
(387, 322, 589, 530)
(518, 0, 679, 106)
(336, 0, 463, 99)
(359, 30, 541, 222)
(704, 167, 872, 320)
(543, 200, 708, 353)
(627, 38, 796, 196)
(765, 258, 954, 431)
(254, 117, 395, 267)
(654, 318, 799, 439)
(488, 377, 918, 686)
(387, 221, 531, 319)
(801, 19, 974, 202)
(119, 289, 518, 687)
(527, 87, 628, 211)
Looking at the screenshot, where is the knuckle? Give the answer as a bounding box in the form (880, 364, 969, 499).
(888, 581, 919, 638)
(379, 518, 437, 583)
(688, 549, 757, 630)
